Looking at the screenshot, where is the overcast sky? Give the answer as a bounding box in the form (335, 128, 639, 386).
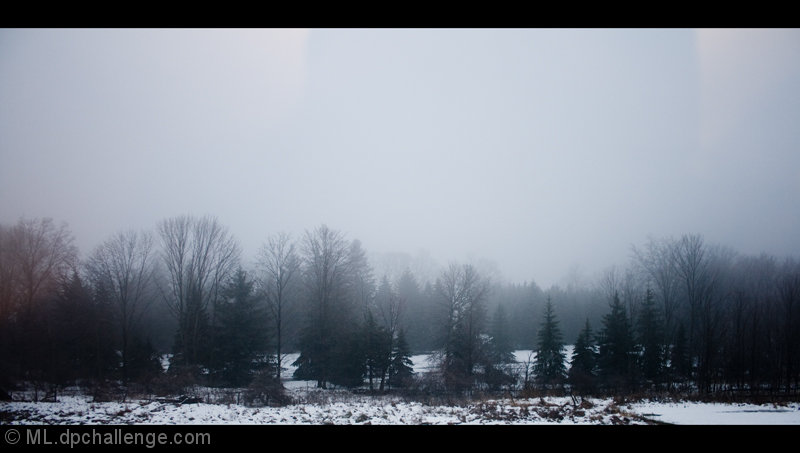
(1, 28, 799, 287)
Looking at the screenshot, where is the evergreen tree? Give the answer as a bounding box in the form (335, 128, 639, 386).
(171, 302, 212, 370)
(48, 271, 116, 387)
(158, 215, 240, 369)
(212, 268, 270, 387)
(490, 304, 515, 364)
(292, 225, 365, 389)
(363, 309, 392, 391)
(396, 269, 430, 353)
(435, 263, 489, 391)
(638, 287, 666, 383)
(291, 335, 321, 381)
(596, 292, 636, 392)
(669, 322, 691, 384)
(124, 337, 163, 383)
(327, 329, 367, 388)
(387, 328, 415, 389)
(533, 296, 566, 389)
(568, 319, 597, 395)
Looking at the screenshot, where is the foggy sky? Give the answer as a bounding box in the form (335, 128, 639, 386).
(2, 28, 799, 288)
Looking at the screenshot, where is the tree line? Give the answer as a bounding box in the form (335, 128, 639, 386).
(0, 216, 798, 401)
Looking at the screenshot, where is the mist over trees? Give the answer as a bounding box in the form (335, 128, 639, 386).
(1, 215, 799, 401)
(255, 232, 301, 380)
(85, 230, 157, 381)
(292, 225, 367, 388)
(157, 215, 241, 370)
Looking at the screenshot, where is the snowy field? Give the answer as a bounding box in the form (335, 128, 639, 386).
(627, 400, 800, 425)
(2, 351, 800, 425)
(4, 393, 799, 425)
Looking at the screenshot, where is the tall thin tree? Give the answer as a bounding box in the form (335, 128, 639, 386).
(157, 215, 240, 368)
(257, 232, 300, 380)
(86, 230, 156, 380)
(435, 263, 490, 390)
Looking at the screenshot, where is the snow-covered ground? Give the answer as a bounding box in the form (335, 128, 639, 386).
(3, 351, 799, 425)
(628, 400, 800, 425)
(3, 394, 799, 425)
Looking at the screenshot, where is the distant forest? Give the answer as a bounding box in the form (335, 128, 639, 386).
(1, 215, 798, 402)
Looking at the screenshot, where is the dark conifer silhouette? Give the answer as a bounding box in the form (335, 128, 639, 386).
(596, 292, 636, 392)
(533, 296, 566, 390)
(387, 328, 415, 389)
(490, 304, 516, 364)
(637, 287, 666, 384)
(212, 268, 270, 387)
(568, 319, 597, 395)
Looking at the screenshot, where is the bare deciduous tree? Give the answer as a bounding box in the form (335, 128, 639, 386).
(256, 232, 301, 380)
(157, 215, 240, 366)
(86, 230, 156, 379)
(376, 276, 404, 339)
(369, 275, 406, 390)
(5, 218, 78, 318)
(294, 225, 369, 388)
(600, 265, 645, 325)
(670, 234, 736, 393)
(435, 263, 490, 390)
(0, 223, 19, 322)
(0, 218, 77, 388)
(670, 234, 708, 360)
(632, 237, 681, 341)
(777, 258, 800, 393)
(348, 239, 376, 316)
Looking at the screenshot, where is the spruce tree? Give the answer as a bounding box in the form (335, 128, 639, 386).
(292, 225, 366, 389)
(490, 304, 516, 364)
(387, 328, 415, 389)
(669, 322, 691, 384)
(568, 319, 597, 395)
(363, 310, 391, 391)
(50, 271, 116, 386)
(435, 264, 489, 391)
(328, 328, 367, 388)
(596, 292, 636, 392)
(638, 287, 665, 383)
(213, 268, 270, 387)
(533, 296, 566, 389)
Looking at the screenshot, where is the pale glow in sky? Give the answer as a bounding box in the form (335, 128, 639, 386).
(1, 28, 798, 287)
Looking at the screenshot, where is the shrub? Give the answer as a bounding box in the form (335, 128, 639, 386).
(243, 371, 290, 407)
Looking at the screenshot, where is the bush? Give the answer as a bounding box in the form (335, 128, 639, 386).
(243, 371, 290, 407)
(150, 364, 201, 397)
(482, 365, 517, 391)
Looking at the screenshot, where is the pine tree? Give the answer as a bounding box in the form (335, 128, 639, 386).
(124, 337, 163, 383)
(49, 271, 116, 387)
(396, 269, 429, 352)
(669, 322, 691, 384)
(213, 268, 270, 387)
(568, 319, 597, 395)
(292, 225, 366, 389)
(435, 263, 489, 391)
(387, 328, 415, 389)
(490, 304, 515, 364)
(533, 296, 566, 389)
(596, 292, 636, 392)
(363, 309, 391, 391)
(638, 287, 666, 383)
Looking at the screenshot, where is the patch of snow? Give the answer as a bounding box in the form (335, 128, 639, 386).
(628, 400, 800, 425)
(409, 353, 437, 374)
(159, 354, 172, 373)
